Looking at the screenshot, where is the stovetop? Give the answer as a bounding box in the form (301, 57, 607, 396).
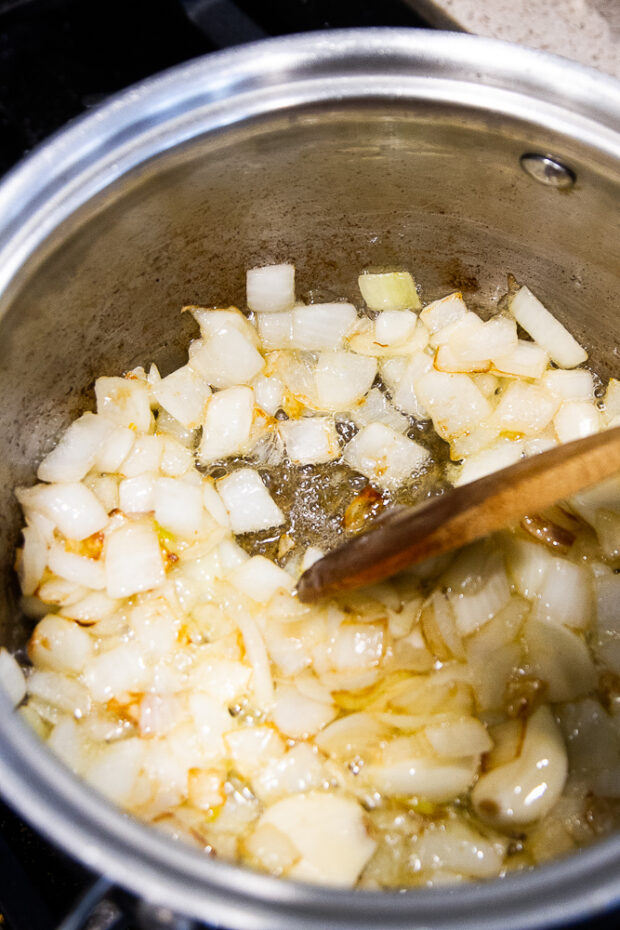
(0, 0, 430, 178)
(1, 1, 619, 928)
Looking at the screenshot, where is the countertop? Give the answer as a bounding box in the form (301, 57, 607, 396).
(407, 0, 620, 78)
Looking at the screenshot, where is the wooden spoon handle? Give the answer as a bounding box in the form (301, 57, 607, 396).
(297, 424, 620, 602)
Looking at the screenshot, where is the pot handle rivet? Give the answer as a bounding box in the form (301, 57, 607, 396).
(520, 153, 576, 189)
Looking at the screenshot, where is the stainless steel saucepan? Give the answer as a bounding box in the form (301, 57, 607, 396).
(0, 29, 618, 930)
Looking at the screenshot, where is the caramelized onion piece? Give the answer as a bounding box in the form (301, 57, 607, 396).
(520, 513, 575, 552)
(343, 485, 386, 533)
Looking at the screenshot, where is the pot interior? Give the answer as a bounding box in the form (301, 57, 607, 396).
(1, 101, 619, 647)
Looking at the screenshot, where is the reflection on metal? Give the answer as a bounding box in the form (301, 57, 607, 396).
(520, 153, 577, 189)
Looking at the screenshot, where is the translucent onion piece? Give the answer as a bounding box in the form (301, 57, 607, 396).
(224, 726, 285, 778)
(119, 435, 163, 478)
(453, 439, 523, 486)
(47, 543, 106, 591)
(491, 341, 549, 380)
(252, 374, 285, 415)
(279, 416, 340, 465)
(86, 738, 146, 805)
(152, 364, 212, 429)
(216, 468, 284, 535)
(154, 477, 204, 538)
(509, 286, 588, 368)
(252, 743, 326, 802)
(16, 482, 108, 541)
(198, 386, 255, 465)
(291, 304, 357, 351)
(414, 820, 505, 879)
(374, 310, 418, 347)
(28, 614, 93, 673)
(104, 520, 165, 598)
(543, 368, 594, 401)
(420, 292, 467, 334)
(17, 523, 48, 596)
(95, 376, 153, 432)
(350, 387, 410, 433)
(190, 329, 265, 389)
(554, 401, 601, 443)
(232, 555, 295, 603)
(358, 272, 420, 312)
(493, 381, 560, 436)
(391, 352, 433, 419)
(314, 351, 377, 411)
(272, 683, 336, 738)
(343, 422, 429, 491)
(119, 474, 157, 514)
(247, 263, 296, 313)
(83, 642, 150, 702)
(37, 413, 113, 483)
(0, 648, 27, 706)
(416, 370, 491, 442)
(236, 612, 274, 709)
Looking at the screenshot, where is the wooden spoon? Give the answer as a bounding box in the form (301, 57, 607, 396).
(296, 424, 620, 602)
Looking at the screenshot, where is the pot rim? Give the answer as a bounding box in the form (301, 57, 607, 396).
(1, 28, 619, 929)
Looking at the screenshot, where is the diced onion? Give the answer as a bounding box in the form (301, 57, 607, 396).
(247, 263, 296, 313)
(454, 439, 523, 486)
(236, 612, 274, 708)
(0, 648, 27, 706)
(11, 258, 619, 890)
(95, 376, 153, 432)
(492, 341, 549, 380)
(17, 482, 108, 541)
(349, 387, 410, 433)
(554, 401, 601, 443)
(420, 292, 467, 334)
(198, 386, 255, 465)
(359, 271, 420, 312)
(279, 416, 340, 465)
(152, 364, 212, 429)
(252, 743, 326, 802)
(509, 286, 588, 368)
(153, 477, 204, 538)
(343, 422, 430, 491)
(28, 614, 93, 673)
(416, 370, 491, 442)
(118, 473, 157, 514)
(17, 523, 48, 596)
(86, 738, 146, 804)
(272, 683, 336, 738)
(47, 543, 106, 590)
(232, 555, 295, 603)
(543, 368, 594, 400)
(256, 312, 294, 350)
(120, 435, 163, 478)
(38, 413, 113, 483)
(315, 352, 377, 410)
(391, 352, 433, 419)
(190, 329, 265, 388)
(252, 374, 285, 415)
(224, 726, 285, 778)
(291, 304, 357, 350)
(493, 381, 559, 435)
(104, 520, 165, 598)
(216, 468, 284, 534)
(374, 310, 418, 347)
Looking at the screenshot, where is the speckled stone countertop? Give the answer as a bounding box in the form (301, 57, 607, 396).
(409, 0, 620, 78)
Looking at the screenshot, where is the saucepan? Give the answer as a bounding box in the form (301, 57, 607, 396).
(0, 29, 618, 930)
